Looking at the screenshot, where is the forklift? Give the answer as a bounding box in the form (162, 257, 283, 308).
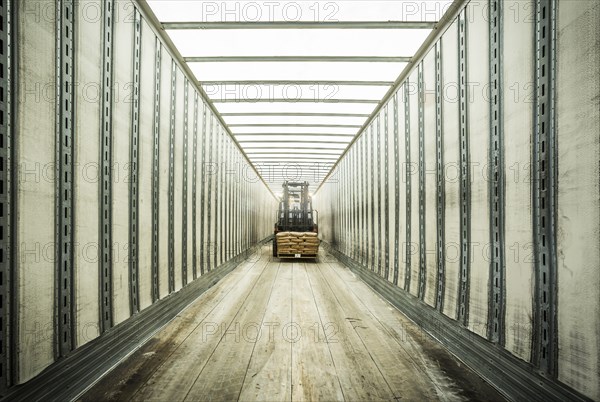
(273, 181, 319, 258)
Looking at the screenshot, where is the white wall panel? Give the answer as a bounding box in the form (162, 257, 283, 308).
(386, 100, 396, 283)
(441, 21, 460, 319)
(74, 0, 102, 346)
(158, 51, 171, 297)
(186, 83, 195, 284)
(173, 68, 184, 292)
(137, 20, 156, 311)
(15, 1, 56, 382)
(423, 51, 438, 307)
(466, 8, 490, 338)
(556, 1, 600, 399)
(112, 1, 134, 325)
(502, 0, 534, 361)
(396, 90, 408, 290)
(408, 69, 421, 296)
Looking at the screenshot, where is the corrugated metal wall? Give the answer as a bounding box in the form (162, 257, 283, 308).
(1, 0, 277, 389)
(315, 1, 600, 399)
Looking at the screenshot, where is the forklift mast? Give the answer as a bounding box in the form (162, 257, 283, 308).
(275, 181, 317, 233)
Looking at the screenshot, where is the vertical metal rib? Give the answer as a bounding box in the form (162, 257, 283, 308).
(418, 63, 427, 300)
(223, 138, 229, 261)
(181, 80, 189, 286)
(376, 115, 382, 276)
(393, 91, 400, 286)
(404, 82, 412, 292)
(488, 0, 506, 344)
(206, 113, 213, 271)
(199, 102, 206, 275)
(533, 0, 557, 375)
(345, 157, 349, 256)
(360, 135, 366, 267)
(192, 92, 199, 279)
(55, 0, 76, 354)
(354, 147, 359, 263)
(129, 7, 141, 314)
(384, 105, 390, 280)
(457, 9, 471, 325)
(100, 0, 114, 332)
(435, 42, 446, 312)
(370, 125, 376, 272)
(151, 38, 161, 302)
(168, 60, 176, 293)
(0, 0, 13, 389)
(213, 125, 220, 268)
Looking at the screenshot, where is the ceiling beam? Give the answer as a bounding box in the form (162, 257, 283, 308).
(185, 56, 410, 63)
(221, 112, 371, 117)
(229, 123, 361, 128)
(234, 133, 355, 137)
(250, 158, 339, 161)
(238, 140, 349, 145)
(162, 21, 437, 30)
(254, 161, 332, 166)
(250, 156, 338, 160)
(244, 151, 342, 156)
(212, 98, 379, 104)
(202, 80, 394, 86)
(242, 146, 346, 150)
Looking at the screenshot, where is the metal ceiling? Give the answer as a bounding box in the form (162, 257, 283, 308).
(147, 1, 447, 195)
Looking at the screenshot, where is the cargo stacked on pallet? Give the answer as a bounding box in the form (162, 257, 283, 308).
(276, 232, 320, 258)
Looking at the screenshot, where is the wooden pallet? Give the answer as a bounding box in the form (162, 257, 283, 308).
(277, 253, 318, 259)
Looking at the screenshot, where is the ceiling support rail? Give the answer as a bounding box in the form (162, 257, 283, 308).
(163, 21, 438, 30)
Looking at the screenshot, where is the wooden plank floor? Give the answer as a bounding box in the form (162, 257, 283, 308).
(82, 246, 504, 402)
